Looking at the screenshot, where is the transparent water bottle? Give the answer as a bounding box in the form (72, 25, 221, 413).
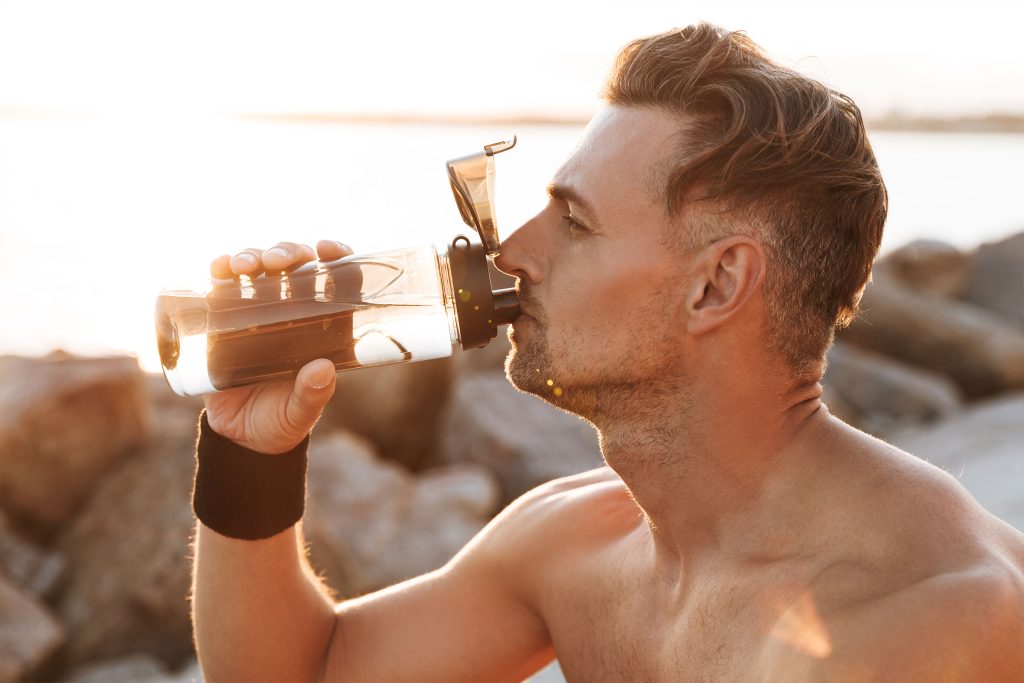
(155, 138, 520, 397)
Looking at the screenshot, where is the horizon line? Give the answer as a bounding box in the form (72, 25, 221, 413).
(1, 105, 1022, 132)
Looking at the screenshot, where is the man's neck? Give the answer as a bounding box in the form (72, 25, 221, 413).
(593, 366, 830, 571)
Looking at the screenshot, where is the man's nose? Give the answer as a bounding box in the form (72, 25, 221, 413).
(493, 217, 544, 284)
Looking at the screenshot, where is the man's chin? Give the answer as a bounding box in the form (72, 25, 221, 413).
(504, 347, 535, 392)
(504, 346, 549, 397)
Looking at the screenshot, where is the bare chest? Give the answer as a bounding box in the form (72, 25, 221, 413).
(540, 567, 788, 682)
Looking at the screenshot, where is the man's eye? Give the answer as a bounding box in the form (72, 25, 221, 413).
(561, 215, 588, 233)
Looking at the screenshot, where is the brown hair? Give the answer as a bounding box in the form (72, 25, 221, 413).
(604, 23, 887, 377)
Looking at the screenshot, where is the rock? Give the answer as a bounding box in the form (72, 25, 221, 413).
(961, 231, 1024, 327)
(824, 342, 961, 436)
(320, 356, 453, 471)
(62, 655, 168, 683)
(0, 510, 66, 598)
(55, 406, 200, 667)
(0, 353, 150, 534)
(437, 372, 603, 504)
(886, 392, 1024, 532)
(304, 431, 500, 597)
(875, 239, 971, 298)
(838, 273, 1024, 398)
(0, 574, 65, 683)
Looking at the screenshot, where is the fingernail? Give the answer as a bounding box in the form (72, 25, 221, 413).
(266, 247, 289, 259)
(309, 366, 335, 389)
(235, 253, 256, 264)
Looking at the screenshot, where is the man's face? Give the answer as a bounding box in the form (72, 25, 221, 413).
(494, 105, 696, 417)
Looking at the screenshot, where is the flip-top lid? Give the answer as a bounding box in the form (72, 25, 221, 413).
(446, 136, 516, 255)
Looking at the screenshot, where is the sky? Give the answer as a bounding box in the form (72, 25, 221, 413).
(1, 0, 1022, 120)
(0, 0, 1022, 368)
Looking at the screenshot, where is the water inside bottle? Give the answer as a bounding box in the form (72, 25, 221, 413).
(156, 247, 457, 396)
(157, 295, 453, 395)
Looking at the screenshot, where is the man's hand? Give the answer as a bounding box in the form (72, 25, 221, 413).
(202, 239, 353, 454)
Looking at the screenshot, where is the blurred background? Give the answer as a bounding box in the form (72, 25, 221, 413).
(0, 1, 1021, 681)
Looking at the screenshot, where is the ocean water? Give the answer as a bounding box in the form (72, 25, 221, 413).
(0, 115, 1021, 371)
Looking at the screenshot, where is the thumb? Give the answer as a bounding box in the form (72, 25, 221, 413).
(285, 359, 337, 433)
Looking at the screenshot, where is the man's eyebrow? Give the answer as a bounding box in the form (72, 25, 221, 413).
(546, 182, 598, 219)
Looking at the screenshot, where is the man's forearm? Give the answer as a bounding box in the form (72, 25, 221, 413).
(191, 521, 338, 683)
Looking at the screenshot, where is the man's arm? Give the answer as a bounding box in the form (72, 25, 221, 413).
(192, 522, 338, 682)
(319, 481, 562, 683)
(193, 470, 562, 683)
(190, 240, 555, 682)
(317, 467, 619, 682)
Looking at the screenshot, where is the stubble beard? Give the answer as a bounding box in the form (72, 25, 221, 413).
(504, 311, 618, 426)
(504, 292, 694, 467)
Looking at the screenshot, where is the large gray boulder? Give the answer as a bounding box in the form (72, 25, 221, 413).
(0, 574, 65, 683)
(823, 342, 961, 436)
(304, 430, 500, 598)
(875, 239, 971, 298)
(886, 392, 1024, 532)
(839, 273, 1024, 398)
(0, 510, 65, 598)
(961, 231, 1024, 328)
(437, 372, 603, 504)
(321, 356, 453, 471)
(0, 354, 150, 533)
(55, 403, 199, 668)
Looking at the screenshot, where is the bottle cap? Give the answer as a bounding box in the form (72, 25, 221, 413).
(448, 236, 521, 349)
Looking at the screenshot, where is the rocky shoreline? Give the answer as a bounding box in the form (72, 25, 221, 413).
(1, 232, 1021, 683)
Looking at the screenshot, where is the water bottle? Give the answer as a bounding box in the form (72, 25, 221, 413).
(155, 138, 520, 397)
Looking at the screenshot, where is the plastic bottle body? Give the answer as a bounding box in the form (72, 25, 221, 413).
(156, 243, 459, 397)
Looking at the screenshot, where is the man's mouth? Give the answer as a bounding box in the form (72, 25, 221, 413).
(509, 311, 535, 338)
(514, 287, 541, 323)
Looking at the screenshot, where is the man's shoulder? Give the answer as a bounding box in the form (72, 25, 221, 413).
(826, 418, 1016, 561)
(763, 419, 1024, 678)
(496, 466, 640, 543)
(461, 466, 642, 569)
(823, 560, 1024, 680)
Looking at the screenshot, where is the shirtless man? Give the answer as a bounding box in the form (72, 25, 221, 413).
(190, 23, 1024, 682)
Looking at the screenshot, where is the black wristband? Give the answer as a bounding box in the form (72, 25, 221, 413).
(193, 411, 309, 540)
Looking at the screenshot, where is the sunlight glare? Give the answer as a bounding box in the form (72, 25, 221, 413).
(769, 592, 833, 659)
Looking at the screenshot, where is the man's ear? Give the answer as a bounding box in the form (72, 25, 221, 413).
(684, 236, 765, 336)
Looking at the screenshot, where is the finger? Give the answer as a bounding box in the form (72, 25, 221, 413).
(210, 254, 234, 279)
(262, 241, 317, 272)
(229, 247, 265, 276)
(316, 240, 354, 261)
(284, 358, 337, 433)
